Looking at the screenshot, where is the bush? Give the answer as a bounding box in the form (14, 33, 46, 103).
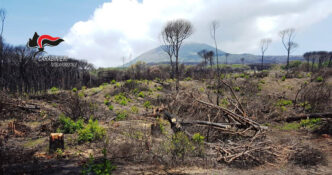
(184, 77, 192, 81)
(108, 105, 114, 111)
(104, 99, 110, 106)
(170, 132, 194, 160)
(289, 60, 302, 69)
(300, 118, 321, 129)
(59, 114, 84, 134)
(82, 149, 116, 175)
(276, 99, 293, 106)
(130, 106, 138, 114)
(143, 101, 151, 109)
(50, 86, 59, 93)
(78, 119, 105, 143)
(138, 91, 145, 98)
(113, 93, 130, 106)
(116, 110, 128, 121)
(192, 133, 205, 143)
(157, 117, 168, 135)
(316, 76, 323, 82)
(156, 86, 163, 91)
(110, 80, 116, 84)
(234, 87, 240, 92)
(192, 133, 205, 157)
(72, 88, 78, 92)
(281, 76, 286, 81)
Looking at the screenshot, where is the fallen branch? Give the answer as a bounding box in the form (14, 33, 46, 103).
(195, 99, 268, 131)
(275, 113, 332, 122)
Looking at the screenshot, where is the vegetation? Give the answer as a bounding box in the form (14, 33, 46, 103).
(116, 110, 128, 121)
(59, 114, 84, 134)
(82, 149, 116, 175)
(78, 118, 106, 143)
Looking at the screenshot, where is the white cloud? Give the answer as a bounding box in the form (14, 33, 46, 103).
(64, 0, 332, 67)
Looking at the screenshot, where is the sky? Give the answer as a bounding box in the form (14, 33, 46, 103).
(1, 0, 332, 67)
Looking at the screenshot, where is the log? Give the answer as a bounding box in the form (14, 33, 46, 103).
(276, 113, 332, 122)
(49, 133, 64, 153)
(180, 120, 236, 129)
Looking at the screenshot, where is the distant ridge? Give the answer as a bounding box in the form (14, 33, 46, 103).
(124, 42, 303, 66)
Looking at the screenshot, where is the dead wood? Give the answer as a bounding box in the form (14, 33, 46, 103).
(275, 112, 332, 122)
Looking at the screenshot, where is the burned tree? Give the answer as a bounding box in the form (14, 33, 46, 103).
(225, 53, 230, 65)
(0, 8, 5, 38)
(161, 29, 175, 79)
(161, 19, 193, 91)
(260, 38, 271, 69)
(279, 28, 298, 70)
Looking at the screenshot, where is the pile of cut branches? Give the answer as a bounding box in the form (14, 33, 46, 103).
(162, 90, 267, 140)
(214, 138, 286, 168)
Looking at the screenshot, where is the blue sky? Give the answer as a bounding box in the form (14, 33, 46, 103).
(1, 0, 109, 46)
(1, 0, 331, 67)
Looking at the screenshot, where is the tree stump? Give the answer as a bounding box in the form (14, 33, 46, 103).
(49, 133, 64, 153)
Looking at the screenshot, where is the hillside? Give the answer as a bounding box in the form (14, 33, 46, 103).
(125, 42, 304, 66)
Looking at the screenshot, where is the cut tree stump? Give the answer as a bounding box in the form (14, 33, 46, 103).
(49, 133, 64, 153)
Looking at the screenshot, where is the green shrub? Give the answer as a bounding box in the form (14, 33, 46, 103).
(82, 149, 116, 175)
(78, 119, 105, 143)
(300, 101, 312, 111)
(130, 106, 139, 114)
(143, 101, 151, 109)
(156, 86, 163, 91)
(104, 99, 110, 106)
(110, 80, 116, 84)
(50, 86, 59, 93)
(192, 133, 205, 157)
(184, 77, 192, 81)
(199, 87, 205, 92)
(113, 93, 130, 106)
(276, 99, 293, 106)
(220, 98, 229, 107)
(72, 88, 78, 92)
(115, 82, 121, 87)
(116, 110, 128, 121)
(59, 114, 84, 134)
(300, 118, 321, 129)
(82, 86, 87, 90)
(55, 148, 64, 159)
(281, 76, 286, 81)
(102, 83, 108, 86)
(108, 105, 114, 111)
(234, 87, 240, 92)
(316, 76, 323, 82)
(259, 80, 265, 84)
(192, 133, 205, 144)
(157, 117, 168, 134)
(138, 91, 145, 98)
(78, 91, 85, 98)
(170, 132, 194, 160)
(132, 88, 139, 94)
(288, 61, 302, 69)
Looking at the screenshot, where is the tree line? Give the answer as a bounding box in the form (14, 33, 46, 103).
(0, 37, 95, 94)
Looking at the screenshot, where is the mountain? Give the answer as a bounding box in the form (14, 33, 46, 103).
(125, 42, 303, 66)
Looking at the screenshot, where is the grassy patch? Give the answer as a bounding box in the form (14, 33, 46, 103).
(23, 137, 46, 148)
